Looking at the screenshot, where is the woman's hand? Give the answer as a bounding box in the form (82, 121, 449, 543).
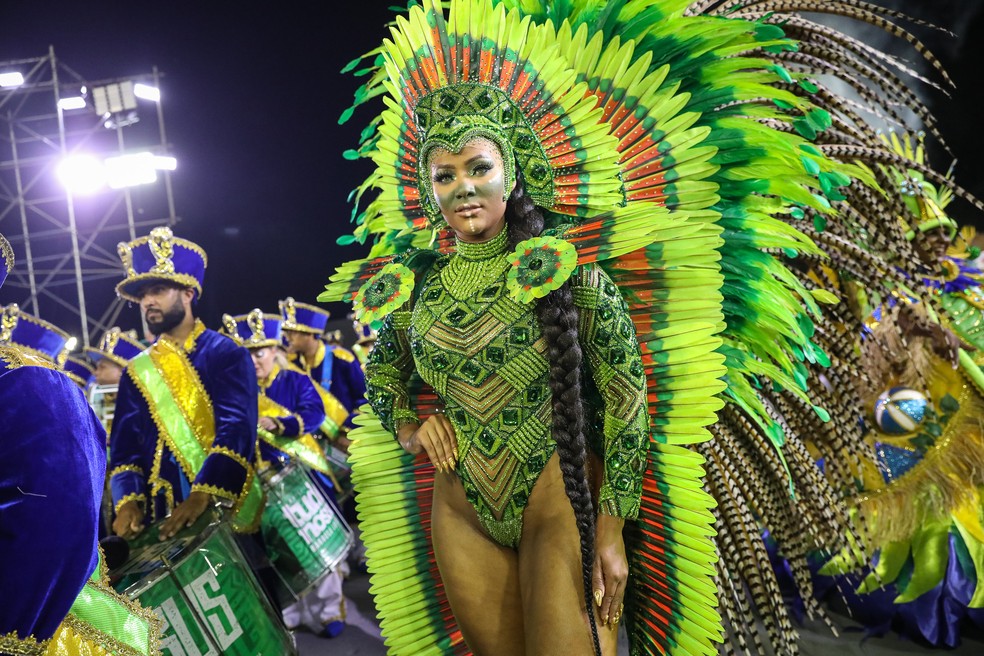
(592, 513, 628, 628)
(396, 414, 458, 472)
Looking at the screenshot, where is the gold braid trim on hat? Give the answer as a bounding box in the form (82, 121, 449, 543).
(0, 233, 14, 273)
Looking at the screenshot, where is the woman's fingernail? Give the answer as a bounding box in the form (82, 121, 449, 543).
(594, 590, 603, 607)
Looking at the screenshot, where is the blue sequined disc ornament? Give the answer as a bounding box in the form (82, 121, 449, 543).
(874, 386, 929, 435)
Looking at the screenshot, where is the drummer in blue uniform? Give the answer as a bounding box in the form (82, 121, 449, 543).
(0, 233, 159, 654)
(86, 327, 145, 434)
(280, 297, 367, 437)
(222, 309, 330, 471)
(225, 308, 353, 639)
(63, 354, 96, 391)
(87, 328, 144, 388)
(85, 327, 147, 538)
(109, 226, 263, 542)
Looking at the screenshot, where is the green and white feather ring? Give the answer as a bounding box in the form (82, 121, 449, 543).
(353, 262, 415, 325)
(506, 236, 577, 303)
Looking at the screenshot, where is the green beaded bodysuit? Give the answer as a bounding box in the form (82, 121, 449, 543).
(365, 228, 650, 547)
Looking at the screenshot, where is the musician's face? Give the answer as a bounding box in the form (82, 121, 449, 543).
(283, 329, 318, 355)
(94, 359, 123, 385)
(250, 346, 277, 380)
(139, 283, 192, 336)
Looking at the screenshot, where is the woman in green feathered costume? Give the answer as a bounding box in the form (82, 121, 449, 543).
(318, 0, 958, 654)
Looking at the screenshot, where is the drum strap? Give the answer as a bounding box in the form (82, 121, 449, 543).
(60, 550, 161, 655)
(258, 394, 332, 474)
(313, 382, 347, 437)
(129, 341, 265, 532)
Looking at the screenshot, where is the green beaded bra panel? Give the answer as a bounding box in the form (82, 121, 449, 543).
(366, 229, 650, 548)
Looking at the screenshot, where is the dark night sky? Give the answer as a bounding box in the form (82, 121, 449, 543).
(2, 1, 984, 345)
(2, 1, 398, 341)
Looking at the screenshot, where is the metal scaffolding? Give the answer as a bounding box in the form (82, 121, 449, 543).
(0, 46, 177, 347)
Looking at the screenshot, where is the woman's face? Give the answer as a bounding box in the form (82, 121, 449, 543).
(250, 346, 277, 381)
(429, 138, 512, 243)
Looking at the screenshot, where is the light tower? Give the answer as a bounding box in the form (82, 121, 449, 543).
(0, 46, 177, 347)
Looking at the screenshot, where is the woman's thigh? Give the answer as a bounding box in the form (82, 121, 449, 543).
(518, 452, 619, 656)
(432, 470, 526, 656)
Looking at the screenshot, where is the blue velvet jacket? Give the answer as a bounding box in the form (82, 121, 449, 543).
(0, 349, 106, 644)
(258, 364, 326, 466)
(108, 322, 257, 524)
(291, 341, 367, 428)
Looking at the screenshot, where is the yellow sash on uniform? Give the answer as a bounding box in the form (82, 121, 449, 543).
(129, 338, 264, 532)
(257, 394, 332, 474)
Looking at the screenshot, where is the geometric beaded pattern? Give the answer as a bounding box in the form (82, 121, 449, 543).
(366, 230, 650, 547)
(571, 265, 650, 516)
(410, 234, 553, 547)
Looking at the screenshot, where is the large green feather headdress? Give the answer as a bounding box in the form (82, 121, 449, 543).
(369, 0, 624, 230)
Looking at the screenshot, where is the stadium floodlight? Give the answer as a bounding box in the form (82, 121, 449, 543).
(58, 96, 87, 111)
(56, 155, 107, 195)
(0, 71, 25, 87)
(92, 81, 137, 116)
(105, 152, 157, 189)
(133, 83, 160, 102)
(56, 151, 176, 193)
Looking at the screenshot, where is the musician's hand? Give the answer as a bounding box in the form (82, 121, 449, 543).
(397, 414, 457, 472)
(159, 490, 212, 541)
(334, 434, 353, 454)
(113, 500, 145, 540)
(258, 416, 280, 433)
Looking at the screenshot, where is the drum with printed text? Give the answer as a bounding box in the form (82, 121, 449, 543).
(259, 462, 353, 606)
(112, 512, 296, 656)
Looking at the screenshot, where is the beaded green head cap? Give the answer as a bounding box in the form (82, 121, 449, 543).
(350, 0, 623, 235)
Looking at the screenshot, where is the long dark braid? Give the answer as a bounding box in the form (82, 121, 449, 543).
(505, 174, 602, 655)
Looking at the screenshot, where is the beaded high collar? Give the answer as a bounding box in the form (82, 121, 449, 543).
(455, 227, 509, 262)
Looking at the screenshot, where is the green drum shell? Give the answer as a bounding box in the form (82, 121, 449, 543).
(259, 462, 354, 606)
(113, 513, 296, 656)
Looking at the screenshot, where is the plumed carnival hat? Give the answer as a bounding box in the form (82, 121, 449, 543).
(279, 296, 330, 335)
(116, 226, 208, 303)
(0, 231, 11, 291)
(63, 354, 95, 389)
(86, 327, 145, 368)
(222, 309, 283, 350)
(0, 304, 71, 364)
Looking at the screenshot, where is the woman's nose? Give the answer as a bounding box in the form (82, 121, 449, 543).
(455, 179, 475, 198)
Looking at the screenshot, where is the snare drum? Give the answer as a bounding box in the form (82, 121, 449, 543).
(259, 462, 353, 606)
(112, 512, 296, 656)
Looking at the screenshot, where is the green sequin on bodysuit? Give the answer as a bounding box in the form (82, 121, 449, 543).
(365, 228, 650, 548)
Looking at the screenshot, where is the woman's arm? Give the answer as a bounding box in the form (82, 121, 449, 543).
(365, 310, 421, 435)
(573, 263, 650, 519)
